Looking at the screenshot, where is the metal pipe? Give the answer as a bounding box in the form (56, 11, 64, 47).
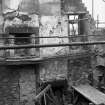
(0, 41, 105, 50)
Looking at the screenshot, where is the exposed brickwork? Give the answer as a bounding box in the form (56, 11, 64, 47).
(0, 66, 19, 105)
(0, 65, 38, 105)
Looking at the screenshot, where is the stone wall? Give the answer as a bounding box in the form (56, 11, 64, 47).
(92, 29, 105, 66)
(68, 56, 92, 86)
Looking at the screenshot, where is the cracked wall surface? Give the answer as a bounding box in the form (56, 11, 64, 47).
(40, 16, 68, 56)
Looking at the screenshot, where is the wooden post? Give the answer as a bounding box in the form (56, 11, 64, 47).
(34, 85, 51, 101)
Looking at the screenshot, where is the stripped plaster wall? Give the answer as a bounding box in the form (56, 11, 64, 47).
(39, 16, 68, 56)
(39, 0, 69, 81)
(39, 0, 96, 82)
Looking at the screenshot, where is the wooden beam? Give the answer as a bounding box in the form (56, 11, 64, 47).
(34, 85, 51, 101)
(0, 41, 105, 49)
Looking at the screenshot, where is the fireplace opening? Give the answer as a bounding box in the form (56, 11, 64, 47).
(6, 32, 39, 58)
(14, 33, 30, 57)
(14, 33, 30, 45)
(4, 26, 39, 58)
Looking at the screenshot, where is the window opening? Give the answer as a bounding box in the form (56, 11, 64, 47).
(69, 15, 79, 36)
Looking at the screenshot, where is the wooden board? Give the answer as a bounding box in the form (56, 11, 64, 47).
(72, 85, 105, 105)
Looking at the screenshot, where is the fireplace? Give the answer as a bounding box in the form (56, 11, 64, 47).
(5, 26, 39, 58)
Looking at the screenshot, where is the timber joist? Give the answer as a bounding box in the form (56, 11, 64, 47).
(0, 41, 104, 49)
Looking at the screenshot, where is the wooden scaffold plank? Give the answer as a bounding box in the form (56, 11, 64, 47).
(72, 84, 105, 105)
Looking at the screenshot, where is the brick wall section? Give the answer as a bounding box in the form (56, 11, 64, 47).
(0, 65, 38, 105)
(0, 66, 19, 105)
